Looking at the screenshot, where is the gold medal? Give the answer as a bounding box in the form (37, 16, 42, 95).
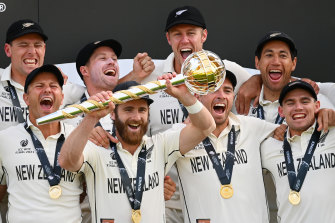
(288, 190, 300, 205)
(49, 185, 62, 199)
(220, 184, 233, 199)
(131, 209, 141, 223)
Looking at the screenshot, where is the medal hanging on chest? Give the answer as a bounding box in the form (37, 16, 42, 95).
(283, 123, 321, 205)
(24, 123, 65, 199)
(203, 126, 236, 199)
(111, 141, 147, 221)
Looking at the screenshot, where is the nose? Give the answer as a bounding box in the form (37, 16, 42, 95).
(271, 55, 280, 65)
(180, 33, 190, 44)
(107, 57, 116, 65)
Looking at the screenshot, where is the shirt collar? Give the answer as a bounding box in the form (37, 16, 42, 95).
(286, 121, 316, 142)
(26, 116, 65, 139)
(163, 53, 176, 73)
(1, 64, 24, 90)
(259, 85, 279, 106)
(211, 112, 241, 139)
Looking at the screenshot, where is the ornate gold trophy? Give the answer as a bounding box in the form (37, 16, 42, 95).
(36, 50, 225, 125)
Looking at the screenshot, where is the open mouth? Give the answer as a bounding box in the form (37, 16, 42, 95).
(213, 103, 226, 114)
(128, 123, 140, 130)
(40, 97, 53, 110)
(104, 69, 116, 76)
(180, 49, 192, 60)
(24, 58, 38, 67)
(292, 113, 306, 120)
(269, 70, 282, 81)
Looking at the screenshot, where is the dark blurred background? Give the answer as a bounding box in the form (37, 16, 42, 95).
(0, 0, 334, 82)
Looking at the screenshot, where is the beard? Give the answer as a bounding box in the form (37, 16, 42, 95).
(114, 116, 148, 146)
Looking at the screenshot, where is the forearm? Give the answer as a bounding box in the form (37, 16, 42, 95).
(59, 115, 99, 172)
(118, 71, 144, 84)
(179, 100, 215, 154)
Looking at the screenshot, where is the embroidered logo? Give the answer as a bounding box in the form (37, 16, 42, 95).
(22, 23, 34, 29)
(175, 9, 187, 17)
(20, 139, 28, 147)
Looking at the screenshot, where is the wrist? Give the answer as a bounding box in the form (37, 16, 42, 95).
(185, 100, 203, 114)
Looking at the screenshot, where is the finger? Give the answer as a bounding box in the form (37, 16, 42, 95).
(235, 94, 241, 114)
(107, 134, 119, 144)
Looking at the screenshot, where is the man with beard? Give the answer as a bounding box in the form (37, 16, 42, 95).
(119, 6, 252, 222)
(172, 71, 279, 222)
(0, 65, 83, 222)
(261, 80, 335, 223)
(72, 39, 173, 223)
(59, 80, 215, 222)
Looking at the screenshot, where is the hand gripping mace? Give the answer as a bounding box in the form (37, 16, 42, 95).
(37, 50, 226, 125)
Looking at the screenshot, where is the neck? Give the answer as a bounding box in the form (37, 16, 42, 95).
(29, 115, 61, 139)
(212, 121, 229, 138)
(86, 84, 112, 97)
(263, 85, 281, 102)
(116, 132, 141, 155)
(173, 59, 181, 74)
(11, 68, 26, 86)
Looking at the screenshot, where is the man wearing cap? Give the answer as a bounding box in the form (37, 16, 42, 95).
(119, 6, 252, 222)
(241, 31, 335, 221)
(0, 19, 86, 221)
(261, 80, 335, 223)
(59, 77, 215, 222)
(0, 19, 85, 130)
(72, 38, 158, 223)
(0, 64, 83, 223)
(167, 70, 280, 222)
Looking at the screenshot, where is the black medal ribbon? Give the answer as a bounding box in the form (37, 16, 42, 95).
(111, 141, 147, 210)
(202, 126, 236, 185)
(24, 122, 64, 186)
(257, 104, 284, 124)
(7, 81, 25, 123)
(283, 122, 321, 192)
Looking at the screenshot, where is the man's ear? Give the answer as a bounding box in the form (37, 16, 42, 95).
(166, 32, 172, 46)
(278, 106, 285, 118)
(23, 92, 29, 106)
(4, 43, 12, 57)
(201, 29, 208, 43)
(314, 100, 321, 115)
(255, 56, 260, 70)
(80, 66, 89, 78)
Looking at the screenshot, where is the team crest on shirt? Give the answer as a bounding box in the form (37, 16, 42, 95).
(20, 139, 28, 147)
(146, 145, 154, 163)
(318, 131, 329, 147)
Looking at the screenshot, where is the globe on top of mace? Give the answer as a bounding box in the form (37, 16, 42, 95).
(182, 50, 225, 95)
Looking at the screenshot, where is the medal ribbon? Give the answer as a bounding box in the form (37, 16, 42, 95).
(283, 122, 321, 192)
(24, 122, 64, 186)
(202, 126, 236, 185)
(257, 104, 284, 124)
(110, 141, 147, 210)
(7, 81, 25, 123)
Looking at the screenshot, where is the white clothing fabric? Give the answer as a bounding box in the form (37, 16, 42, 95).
(0, 119, 83, 223)
(261, 124, 335, 223)
(80, 128, 183, 223)
(176, 113, 277, 223)
(0, 64, 85, 130)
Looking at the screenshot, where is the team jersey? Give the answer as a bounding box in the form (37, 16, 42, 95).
(141, 53, 252, 211)
(0, 119, 83, 223)
(0, 65, 85, 130)
(175, 113, 278, 223)
(80, 127, 183, 223)
(261, 124, 335, 223)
